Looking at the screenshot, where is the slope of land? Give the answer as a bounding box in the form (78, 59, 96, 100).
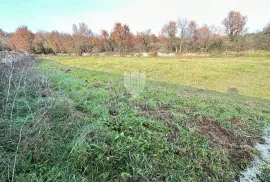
(1, 52, 270, 181)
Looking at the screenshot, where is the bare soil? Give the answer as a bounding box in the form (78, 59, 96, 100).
(192, 116, 263, 169)
(138, 106, 264, 171)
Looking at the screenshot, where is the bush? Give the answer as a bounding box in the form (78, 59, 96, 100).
(0, 52, 35, 103)
(149, 51, 158, 57)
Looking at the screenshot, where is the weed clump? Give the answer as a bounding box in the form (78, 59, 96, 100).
(261, 165, 270, 181)
(228, 87, 239, 94)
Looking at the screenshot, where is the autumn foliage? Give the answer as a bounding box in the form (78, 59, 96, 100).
(2, 11, 270, 54)
(9, 26, 35, 52)
(222, 11, 248, 41)
(111, 22, 133, 53)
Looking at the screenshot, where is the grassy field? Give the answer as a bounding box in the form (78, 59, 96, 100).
(2, 53, 270, 181)
(46, 51, 270, 99)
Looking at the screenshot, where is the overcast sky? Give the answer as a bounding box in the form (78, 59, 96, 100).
(1, 0, 269, 34)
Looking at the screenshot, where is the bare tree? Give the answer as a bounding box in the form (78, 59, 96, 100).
(0, 28, 4, 37)
(72, 23, 93, 54)
(72, 23, 92, 37)
(177, 18, 189, 53)
(134, 29, 153, 52)
(186, 20, 199, 50)
(0, 28, 10, 51)
(161, 21, 178, 52)
(222, 11, 248, 41)
(197, 24, 222, 52)
(254, 22, 270, 51)
(263, 22, 270, 34)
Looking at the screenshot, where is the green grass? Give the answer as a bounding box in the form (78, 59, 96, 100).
(45, 51, 270, 99)
(27, 54, 269, 181)
(2, 53, 270, 181)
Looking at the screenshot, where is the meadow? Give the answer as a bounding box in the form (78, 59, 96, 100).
(1, 52, 270, 181)
(47, 51, 270, 99)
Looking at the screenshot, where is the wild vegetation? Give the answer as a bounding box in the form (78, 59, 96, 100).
(1, 52, 270, 181)
(0, 5, 270, 181)
(0, 11, 270, 55)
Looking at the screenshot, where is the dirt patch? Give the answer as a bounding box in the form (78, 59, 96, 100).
(227, 87, 239, 94)
(60, 68, 72, 73)
(109, 109, 117, 116)
(177, 107, 197, 114)
(92, 83, 100, 88)
(229, 118, 264, 139)
(192, 116, 261, 169)
(73, 111, 88, 119)
(136, 105, 263, 170)
(137, 105, 194, 117)
(138, 109, 171, 118)
(138, 107, 196, 140)
(135, 102, 170, 114)
(124, 93, 132, 99)
(229, 117, 248, 130)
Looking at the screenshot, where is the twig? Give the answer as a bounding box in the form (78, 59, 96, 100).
(5, 61, 15, 115)
(11, 126, 23, 182)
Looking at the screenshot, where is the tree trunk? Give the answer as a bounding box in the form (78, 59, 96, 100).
(180, 40, 182, 54)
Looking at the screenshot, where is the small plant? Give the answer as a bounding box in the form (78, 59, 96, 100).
(228, 87, 239, 94)
(261, 165, 270, 181)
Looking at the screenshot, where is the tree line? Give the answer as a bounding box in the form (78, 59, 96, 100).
(0, 11, 269, 55)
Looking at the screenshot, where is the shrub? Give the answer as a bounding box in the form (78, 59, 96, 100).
(149, 51, 158, 57)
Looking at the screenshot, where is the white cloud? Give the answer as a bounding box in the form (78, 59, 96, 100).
(45, 0, 270, 34)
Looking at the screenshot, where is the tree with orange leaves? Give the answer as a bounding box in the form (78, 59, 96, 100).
(100, 30, 110, 52)
(33, 31, 53, 54)
(90, 36, 102, 53)
(61, 33, 74, 53)
(111, 22, 133, 54)
(158, 35, 170, 51)
(9, 26, 35, 52)
(49, 31, 63, 53)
